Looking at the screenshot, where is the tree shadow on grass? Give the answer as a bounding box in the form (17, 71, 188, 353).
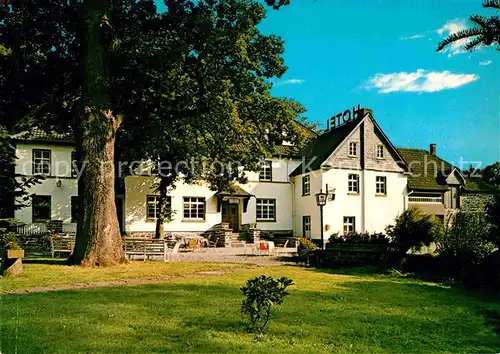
(303, 264, 385, 276)
(1, 276, 500, 353)
(483, 309, 500, 335)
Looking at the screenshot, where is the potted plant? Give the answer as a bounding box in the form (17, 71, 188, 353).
(6, 241, 24, 259)
(1, 232, 24, 276)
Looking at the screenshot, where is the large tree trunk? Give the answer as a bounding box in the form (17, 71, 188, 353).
(70, 0, 125, 266)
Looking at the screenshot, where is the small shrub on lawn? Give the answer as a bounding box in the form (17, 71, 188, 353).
(241, 275, 293, 332)
(297, 238, 318, 258)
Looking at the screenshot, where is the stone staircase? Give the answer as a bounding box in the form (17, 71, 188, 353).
(214, 223, 260, 247)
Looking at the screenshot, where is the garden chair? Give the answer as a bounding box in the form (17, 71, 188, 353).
(273, 240, 289, 255)
(208, 237, 219, 248)
(166, 241, 181, 262)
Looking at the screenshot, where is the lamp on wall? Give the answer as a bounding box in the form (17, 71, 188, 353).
(315, 188, 328, 250)
(56, 179, 62, 188)
(315, 184, 336, 250)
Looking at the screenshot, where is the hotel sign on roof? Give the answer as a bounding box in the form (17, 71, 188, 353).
(327, 104, 362, 130)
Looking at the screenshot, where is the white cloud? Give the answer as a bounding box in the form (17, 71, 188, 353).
(366, 69, 479, 93)
(436, 19, 469, 57)
(400, 34, 425, 40)
(274, 79, 305, 86)
(479, 60, 492, 66)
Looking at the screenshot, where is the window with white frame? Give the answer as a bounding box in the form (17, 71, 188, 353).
(33, 149, 51, 175)
(302, 175, 310, 196)
(343, 216, 355, 234)
(259, 161, 272, 181)
(348, 174, 359, 193)
(376, 176, 387, 195)
(256, 198, 276, 221)
(147, 195, 172, 219)
(348, 142, 358, 157)
(376, 144, 384, 159)
(302, 215, 311, 238)
(183, 197, 205, 220)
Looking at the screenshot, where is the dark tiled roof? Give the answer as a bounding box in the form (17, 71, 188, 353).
(289, 118, 361, 177)
(396, 148, 454, 191)
(11, 127, 74, 144)
(272, 144, 301, 157)
(216, 184, 254, 197)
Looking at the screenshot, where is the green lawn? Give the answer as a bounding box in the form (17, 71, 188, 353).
(1, 264, 499, 353)
(0, 260, 244, 293)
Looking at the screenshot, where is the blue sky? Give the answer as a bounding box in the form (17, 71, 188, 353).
(155, 0, 499, 166)
(258, 0, 499, 166)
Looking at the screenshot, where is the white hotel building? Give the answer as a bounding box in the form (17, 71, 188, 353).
(10, 108, 490, 244)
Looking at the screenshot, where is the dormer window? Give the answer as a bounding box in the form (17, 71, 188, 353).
(259, 161, 272, 181)
(348, 142, 358, 157)
(33, 149, 51, 175)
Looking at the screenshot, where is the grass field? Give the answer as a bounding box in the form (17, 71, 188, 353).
(1, 264, 499, 353)
(0, 260, 244, 293)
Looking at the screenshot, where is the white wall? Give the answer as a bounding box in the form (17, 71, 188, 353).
(125, 176, 221, 233)
(241, 181, 294, 230)
(124, 157, 301, 233)
(292, 170, 322, 238)
(245, 158, 301, 183)
(321, 169, 363, 237)
(14, 143, 78, 225)
(15, 142, 75, 177)
(301, 168, 408, 239)
(363, 170, 407, 232)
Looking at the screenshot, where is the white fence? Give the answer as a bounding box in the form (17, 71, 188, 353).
(408, 196, 443, 203)
(17, 223, 77, 235)
(17, 223, 47, 236)
(62, 223, 77, 234)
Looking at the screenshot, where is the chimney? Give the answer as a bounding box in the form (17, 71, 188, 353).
(354, 106, 372, 120)
(429, 143, 437, 156)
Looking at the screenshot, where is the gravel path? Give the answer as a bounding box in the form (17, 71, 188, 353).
(174, 252, 297, 266)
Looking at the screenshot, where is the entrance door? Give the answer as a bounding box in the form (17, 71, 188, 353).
(221, 201, 239, 231)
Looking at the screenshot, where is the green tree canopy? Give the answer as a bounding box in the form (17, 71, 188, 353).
(0, 0, 304, 264)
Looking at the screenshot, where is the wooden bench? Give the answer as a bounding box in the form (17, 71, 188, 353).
(50, 235, 76, 257)
(124, 238, 169, 262)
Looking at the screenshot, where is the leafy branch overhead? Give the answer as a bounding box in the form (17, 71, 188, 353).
(437, 0, 500, 53)
(0, 0, 308, 264)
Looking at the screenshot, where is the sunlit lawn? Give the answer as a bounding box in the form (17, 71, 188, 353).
(0, 259, 245, 292)
(1, 265, 500, 353)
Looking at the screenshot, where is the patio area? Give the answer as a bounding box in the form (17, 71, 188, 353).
(126, 243, 298, 265)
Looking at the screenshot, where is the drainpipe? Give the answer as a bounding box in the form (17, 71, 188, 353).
(286, 158, 296, 239)
(405, 189, 414, 210)
(360, 121, 366, 233)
